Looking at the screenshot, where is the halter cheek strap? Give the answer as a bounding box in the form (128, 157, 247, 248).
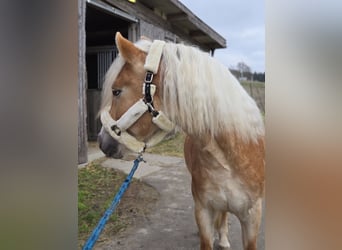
(100, 40, 175, 153)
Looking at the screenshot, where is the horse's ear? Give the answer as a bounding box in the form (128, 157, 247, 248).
(115, 32, 141, 64)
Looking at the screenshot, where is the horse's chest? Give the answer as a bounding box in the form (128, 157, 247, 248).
(202, 169, 251, 213)
(185, 136, 258, 214)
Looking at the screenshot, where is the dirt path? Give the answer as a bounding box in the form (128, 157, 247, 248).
(92, 153, 264, 250)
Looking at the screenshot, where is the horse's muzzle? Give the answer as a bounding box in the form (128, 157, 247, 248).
(98, 127, 123, 159)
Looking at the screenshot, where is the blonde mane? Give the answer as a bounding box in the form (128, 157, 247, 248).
(101, 39, 264, 142)
(161, 43, 264, 142)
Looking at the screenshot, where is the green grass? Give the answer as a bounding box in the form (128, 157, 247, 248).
(146, 132, 186, 157)
(240, 80, 265, 88)
(78, 158, 127, 246)
(78, 158, 159, 249)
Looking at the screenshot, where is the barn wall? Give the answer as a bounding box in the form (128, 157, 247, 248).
(139, 19, 197, 46)
(139, 20, 165, 40)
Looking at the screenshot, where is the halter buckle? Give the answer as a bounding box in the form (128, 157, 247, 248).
(146, 102, 159, 117)
(111, 125, 121, 136)
(145, 71, 154, 83)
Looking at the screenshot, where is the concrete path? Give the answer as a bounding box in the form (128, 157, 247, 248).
(86, 149, 264, 250)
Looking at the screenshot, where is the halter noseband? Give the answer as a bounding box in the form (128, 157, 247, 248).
(100, 40, 175, 153)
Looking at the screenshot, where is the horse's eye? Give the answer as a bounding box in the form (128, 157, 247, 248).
(112, 89, 122, 97)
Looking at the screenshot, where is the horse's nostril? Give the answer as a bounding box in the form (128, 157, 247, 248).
(97, 127, 123, 159)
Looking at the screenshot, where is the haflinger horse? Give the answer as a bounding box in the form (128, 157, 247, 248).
(98, 32, 265, 250)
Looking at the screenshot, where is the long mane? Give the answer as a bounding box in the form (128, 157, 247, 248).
(161, 43, 264, 142)
(101, 39, 264, 143)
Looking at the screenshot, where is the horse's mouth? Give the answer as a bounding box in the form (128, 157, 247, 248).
(100, 143, 123, 159)
(98, 127, 124, 159)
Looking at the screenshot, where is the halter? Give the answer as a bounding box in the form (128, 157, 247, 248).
(100, 40, 175, 153)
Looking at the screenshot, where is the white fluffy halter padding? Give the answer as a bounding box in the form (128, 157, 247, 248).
(100, 102, 175, 153)
(144, 40, 165, 73)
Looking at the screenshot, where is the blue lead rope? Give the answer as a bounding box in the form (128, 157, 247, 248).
(82, 155, 144, 250)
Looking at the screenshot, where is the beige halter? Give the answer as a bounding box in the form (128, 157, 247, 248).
(100, 40, 175, 153)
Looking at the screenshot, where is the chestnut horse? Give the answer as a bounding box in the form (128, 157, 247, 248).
(98, 32, 265, 250)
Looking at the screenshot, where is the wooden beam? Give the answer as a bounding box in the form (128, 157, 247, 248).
(189, 30, 206, 38)
(78, 0, 88, 164)
(167, 12, 188, 22)
(203, 42, 221, 49)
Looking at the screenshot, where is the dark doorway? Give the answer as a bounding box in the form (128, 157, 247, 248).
(85, 3, 131, 140)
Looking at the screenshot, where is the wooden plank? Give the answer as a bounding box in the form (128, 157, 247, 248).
(167, 13, 188, 22)
(189, 30, 206, 38)
(78, 0, 88, 164)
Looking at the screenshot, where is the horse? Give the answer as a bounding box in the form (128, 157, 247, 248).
(98, 32, 265, 250)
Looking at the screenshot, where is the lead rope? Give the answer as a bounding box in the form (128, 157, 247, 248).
(82, 155, 145, 250)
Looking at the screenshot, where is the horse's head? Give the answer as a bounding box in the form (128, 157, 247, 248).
(98, 32, 166, 158)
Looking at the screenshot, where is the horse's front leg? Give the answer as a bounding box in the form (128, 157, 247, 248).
(214, 211, 230, 249)
(238, 198, 262, 250)
(194, 200, 215, 250)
